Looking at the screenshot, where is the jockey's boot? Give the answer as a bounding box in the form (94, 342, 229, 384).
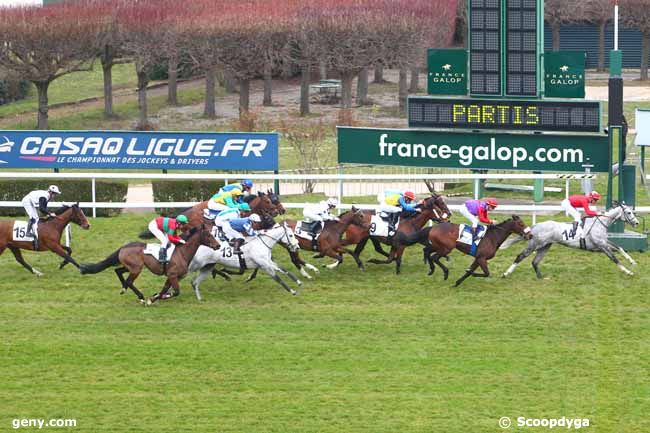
(471, 226, 478, 244)
(32, 235, 39, 251)
(26, 218, 35, 237)
(388, 214, 398, 237)
(233, 238, 244, 255)
(159, 245, 168, 263)
(570, 221, 579, 238)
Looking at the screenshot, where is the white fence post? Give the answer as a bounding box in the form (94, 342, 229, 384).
(65, 224, 71, 248)
(91, 177, 97, 218)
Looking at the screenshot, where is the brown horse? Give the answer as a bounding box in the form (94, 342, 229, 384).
(344, 194, 451, 274)
(0, 203, 90, 275)
(403, 216, 532, 287)
(284, 207, 367, 269)
(80, 224, 219, 304)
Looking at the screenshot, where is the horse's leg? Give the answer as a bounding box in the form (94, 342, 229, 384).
(502, 243, 538, 278)
(607, 241, 637, 266)
(260, 262, 298, 295)
(277, 266, 302, 286)
(433, 254, 449, 280)
(210, 264, 232, 281)
(470, 257, 490, 277)
(393, 246, 406, 275)
(125, 272, 146, 303)
(353, 236, 370, 257)
(58, 245, 73, 270)
(9, 246, 41, 276)
(245, 268, 259, 283)
(193, 266, 218, 301)
(325, 252, 344, 269)
(598, 244, 634, 276)
(371, 237, 390, 257)
(48, 243, 81, 269)
(115, 267, 129, 294)
(367, 246, 396, 265)
(339, 246, 365, 270)
(531, 244, 553, 279)
(454, 261, 479, 287)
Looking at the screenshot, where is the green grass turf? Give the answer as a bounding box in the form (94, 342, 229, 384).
(0, 213, 648, 433)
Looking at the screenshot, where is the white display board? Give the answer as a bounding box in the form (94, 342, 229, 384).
(635, 108, 650, 146)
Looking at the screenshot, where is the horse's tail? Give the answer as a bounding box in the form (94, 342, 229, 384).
(80, 249, 121, 274)
(499, 235, 524, 250)
(138, 229, 155, 239)
(397, 227, 431, 246)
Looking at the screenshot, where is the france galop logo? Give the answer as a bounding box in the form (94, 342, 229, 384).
(560, 65, 569, 72)
(442, 64, 452, 71)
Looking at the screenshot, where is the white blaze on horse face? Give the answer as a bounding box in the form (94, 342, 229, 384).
(524, 227, 531, 234)
(442, 213, 449, 220)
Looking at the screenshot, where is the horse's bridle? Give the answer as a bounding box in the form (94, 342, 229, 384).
(258, 223, 297, 252)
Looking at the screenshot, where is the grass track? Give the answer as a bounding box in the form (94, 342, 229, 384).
(0, 213, 649, 433)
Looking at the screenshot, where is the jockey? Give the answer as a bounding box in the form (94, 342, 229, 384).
(148, 214, 189, 263)
(460, 198, 498, 241)
(21, 185, 61, 248)
(378, 190, 420, 236)
(222, 213, 262, 254)
(303, 198, 339, 237)
(207, 187, 251, 216)
(218, 179, 254, 196)
(561, 191, 601, 238)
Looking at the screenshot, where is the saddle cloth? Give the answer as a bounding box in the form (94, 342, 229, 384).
(370, 214, 399, 237)
(12, 221, 35, 242)
(295, 221, 321, 241)
(144, 244, 176, 262)
(457, 224, 487, 246)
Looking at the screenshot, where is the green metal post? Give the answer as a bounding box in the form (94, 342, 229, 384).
(533, 171, 544, 203)
(273, 170, 280, 195)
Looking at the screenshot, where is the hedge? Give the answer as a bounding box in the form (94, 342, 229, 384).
(0, 79, 30, 106)
(152, 180, 222, 215)
(0, 180, 128, 217)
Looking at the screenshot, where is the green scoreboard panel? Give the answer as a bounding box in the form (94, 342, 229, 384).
(408, 97, 601, 133)
(469, 0, 502, 95)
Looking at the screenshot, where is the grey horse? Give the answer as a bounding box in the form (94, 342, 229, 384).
(501, 202, 639, 278)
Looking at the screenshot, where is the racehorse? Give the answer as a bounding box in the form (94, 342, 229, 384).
(402, 215, 532, 287)
(284, 207, 367, 269)
(138, 190, 284, 238)
(80, 224, 219, 304)
(345, 194, 451, 274)
(0, 203, 90, 275)
(501, 202, 639, 278)
(189, 222, 302, 300)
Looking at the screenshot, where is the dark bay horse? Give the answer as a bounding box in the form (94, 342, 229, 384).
(81, 224, 219, 305)
(403, 216, 532, 287)
(0, 203, 90, 275)
(284, 207, 367, 269)
(344, 194, 451, 274)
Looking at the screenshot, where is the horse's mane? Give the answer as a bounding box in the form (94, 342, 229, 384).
(181, 225, 201, 241)
(242, 194, 256, 203)
(53, 205, 71, 215)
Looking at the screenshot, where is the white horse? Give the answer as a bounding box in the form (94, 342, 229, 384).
(502, 202, 640, 278)
(189, 222, 302, 300)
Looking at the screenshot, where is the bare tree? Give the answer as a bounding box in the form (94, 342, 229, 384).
(0, 2, 102, 129)
(621, 0, 650, 80)
(545, 0, 590, 51)
(585, 0, 614, 72)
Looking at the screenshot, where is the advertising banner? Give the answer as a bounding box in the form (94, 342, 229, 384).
(338, 127, 608, 173)
(0, 131, 279, 171)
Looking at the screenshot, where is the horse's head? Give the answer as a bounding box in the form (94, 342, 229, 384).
(349, 206, 367, 228)
(69, 203, 90, 230)
(267, 189, 286, 215)
(420, 194, 451, 222)
(616, 201, 639, 227)
(250, 192, 281, 217)
(279, 221, 300, 252)
(198, 224, 220, 250)
(509, 215, 532, 239)
(260, 212, 276, 229)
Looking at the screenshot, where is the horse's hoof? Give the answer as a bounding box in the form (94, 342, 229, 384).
(291, 290, 298, 296)
(120, 288, 126, 295)
(33, 269, 43, 277)
(501, 273, 507, 278)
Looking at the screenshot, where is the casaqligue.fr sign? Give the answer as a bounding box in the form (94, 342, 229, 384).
(0, 131, 279, 171)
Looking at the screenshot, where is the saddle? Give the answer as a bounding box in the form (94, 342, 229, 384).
(457, 224, 487, 256)
(295, 221, 322, 251)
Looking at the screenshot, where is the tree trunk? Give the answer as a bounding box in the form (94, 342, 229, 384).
(204, 65, 216, 118)
(224, 70, 236, 93)
(598, 21, 606, 72)
(35, 81, 50, 130)
(239, 78, 250, 120)
(642, 33, 650, 81)
(409, 66, 419, 93)
(102, 61, 114, 118)
(167, 54, 178, 105)
(300, 64, 310, 116)
(552, 24, 561, 51)
(263, 60, 273, 106)
(341, 72, 354, 109)
(319, 59, 327, 80)
(373, 64, 385, 83)
(356, 67, 369, 106)
(398, 67, 408, 113)
(136, 70, 149, 130)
